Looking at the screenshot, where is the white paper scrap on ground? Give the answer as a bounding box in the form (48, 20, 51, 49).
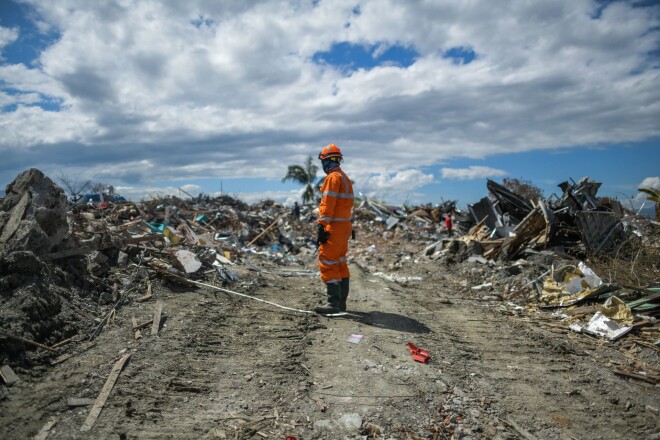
(585, 312, 632, 341)
(347, 334, 363, 344)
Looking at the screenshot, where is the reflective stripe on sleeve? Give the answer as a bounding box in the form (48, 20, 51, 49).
(319, 216, 352, 222)
(338, 170, 352, 195)
(322, 191, 354, 199)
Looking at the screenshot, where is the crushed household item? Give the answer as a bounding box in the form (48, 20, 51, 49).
(405, 342, 431, 363)
(539, 262, 618, 307)
(570, 312, 633, 341)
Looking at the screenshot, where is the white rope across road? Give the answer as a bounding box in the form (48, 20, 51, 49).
(184, 278, 316, 315)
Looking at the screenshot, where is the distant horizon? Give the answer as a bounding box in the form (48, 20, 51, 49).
(0, 166, 657, 221)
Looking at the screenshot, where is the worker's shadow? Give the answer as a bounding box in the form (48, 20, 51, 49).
(339, 311, 431, 334)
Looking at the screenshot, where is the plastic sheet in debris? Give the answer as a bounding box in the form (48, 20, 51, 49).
(373, 272, 423, 283)
(162, 226, 181, 244)
(385, 216, 399, 230)
(598, 296, 633, 326)
(212, 260, 239, 284)
(540, 262, 617, 307)
(570, 311, 632, 341)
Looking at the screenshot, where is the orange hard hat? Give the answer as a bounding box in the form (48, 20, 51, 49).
(318, 144, 343, 160)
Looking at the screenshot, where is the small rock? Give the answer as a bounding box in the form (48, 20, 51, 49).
(338, 413, 362, 430)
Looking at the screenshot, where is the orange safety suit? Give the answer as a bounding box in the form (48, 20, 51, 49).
(318, 167, 353, 284)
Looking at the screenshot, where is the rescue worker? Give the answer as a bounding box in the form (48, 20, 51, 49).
(291, 201, 300, 219)
(445, 214, 453, 237)
(315, 144, 354, 314)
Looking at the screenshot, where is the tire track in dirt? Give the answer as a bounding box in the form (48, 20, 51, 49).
(1, 272, 320, 439)
(2, 261, 658, 439)
(113, 285, 318, 439)
(392, 269, 660, 439)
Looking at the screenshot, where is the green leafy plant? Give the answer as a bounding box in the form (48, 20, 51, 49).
(282, 156, 319, 204)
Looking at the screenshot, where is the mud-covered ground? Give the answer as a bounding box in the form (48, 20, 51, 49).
(1, 239, 659, 440)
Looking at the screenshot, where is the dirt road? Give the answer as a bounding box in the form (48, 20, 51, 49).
(1, 258, 658, 439)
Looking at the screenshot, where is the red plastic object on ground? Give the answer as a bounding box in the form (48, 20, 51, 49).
(405, 342, 431, 363)
(285, 437, 297, 440)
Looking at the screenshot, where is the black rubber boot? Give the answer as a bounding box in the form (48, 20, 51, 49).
(314, 282, 341, 314)
(339, 277, 349, 311)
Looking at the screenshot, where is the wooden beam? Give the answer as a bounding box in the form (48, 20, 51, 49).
(0, 365, 19, 385)
(42, 234, 163, 261)
(247, 213, 287, 247)
(132, 319, 153, 330)
(33, 417, 57, 440)
(0, 333, 57, 352)
(122, 234, 164, 245)
(80, 353, 131, 432)
(50, 336, 76, 349)
(67, 398, 95, 407)
(131, 317, 142, 340)
(151, 301, 163, 336)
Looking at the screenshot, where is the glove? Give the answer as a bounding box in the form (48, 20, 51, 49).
(317, 224, 330, 244)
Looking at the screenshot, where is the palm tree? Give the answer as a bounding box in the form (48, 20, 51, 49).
(282, 156, 319, 204)
(638, 187, 660, 221)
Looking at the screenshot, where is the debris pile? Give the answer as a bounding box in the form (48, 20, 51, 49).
(0, 169, 320, 363)
(458, 177, 659, 262)
(0, 169, 96, 356)
(0, 168, 657, 382)
(352, 176, 658, 382)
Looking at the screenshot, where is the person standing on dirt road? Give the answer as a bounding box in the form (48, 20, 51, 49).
(315, 144, 354, 314)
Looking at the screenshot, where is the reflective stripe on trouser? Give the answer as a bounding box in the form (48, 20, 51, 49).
(318, 221, 352, 284)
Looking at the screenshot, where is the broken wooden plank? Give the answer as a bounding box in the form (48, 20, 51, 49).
(137, 279, 153, 302)
(132, 319, 153, 330)
(50, 336, 76, 349)
(122, 233, 163, 245)
(43, 235, 162, 261)
(80, 353, 131, 432)
(0, 364, 19, 385)
(151, 301, 163, 336)
(42, 246, 97, 261)
(49, 342, 97, 366)
(247, 213, 287, 247)
(33, 417, 57, 440)
(131, 317, 142, 340)
(136, 293, 153, 302)
(67, 397, 95, 407)
(499, 417, 539, 440)
(0, 333, 57, 352)
(613, 368, 659, 384)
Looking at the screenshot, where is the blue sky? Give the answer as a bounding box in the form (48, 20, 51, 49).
(1, 0, 659, 210)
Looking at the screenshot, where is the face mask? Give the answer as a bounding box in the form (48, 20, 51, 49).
(322, 159, 340, 174)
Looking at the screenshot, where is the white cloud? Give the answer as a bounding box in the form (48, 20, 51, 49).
(441, 166, 507, 180)
(624, 177, 660, 213)
(230, 190, 303, 207)
(115, 184, 303, 206)
(357, 169, 436, 201)
(0, 0, 658, 194)
(638, 177, 660, 190)
(114, 185, 191, 201)
(0, 26, 19, 53)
